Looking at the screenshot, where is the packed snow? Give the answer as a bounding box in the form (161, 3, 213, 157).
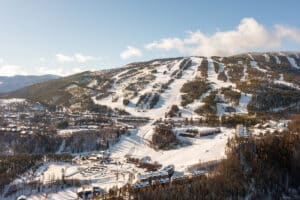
(250, 61, 267, 73)
(207, 58, 235, 89)
(274, 74, 300, 89)
(287, 56, 299, 69)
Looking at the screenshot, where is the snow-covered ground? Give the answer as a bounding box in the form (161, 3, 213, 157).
(110, 126, 234, 171)
(287, 56, 299, 69)
(92, 57, 199, 119)
(207, 58, 235, 89)
(252, 120, 288, 135)
(0, 98, 26, 105)
(274, 55, 281, 64)
(6, 54, 298, 199)
(4, 160, 138, 200)
(27, 188, 78, 200)
(250, 61, 267, 73)
(81, 58, 242, 172)
(2, 58, 238, 200)
(236, 93, 252, 113)
(18, 124, 234, 200)
(274, 74, 300, 89)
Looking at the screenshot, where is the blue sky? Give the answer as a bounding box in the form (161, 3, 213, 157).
(0, 0, 300, 76)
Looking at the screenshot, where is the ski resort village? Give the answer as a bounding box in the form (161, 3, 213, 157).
(0, 52, 299, 199)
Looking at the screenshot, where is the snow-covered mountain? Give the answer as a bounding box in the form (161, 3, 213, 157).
(3, 52, 300, 116)
(1, 52, 300, 200)
(0, 74, 60, 93)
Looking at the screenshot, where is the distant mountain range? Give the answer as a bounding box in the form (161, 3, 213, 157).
(0, 75, 60, 93)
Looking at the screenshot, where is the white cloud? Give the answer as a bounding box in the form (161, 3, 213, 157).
(145, 38, 185, 52)
(120, 46, 142, 60)
(145, 17, 300, 56)
(73, 54, 95, 63)
(39, 57, 45, 62)
(274, 24, 300, 43)
(0, 63, 91, 77)
(56, 54, 73, 62)
(56, 53, 95, 63)
(0, 64, 27, 76)
(36, 66, 90, 76)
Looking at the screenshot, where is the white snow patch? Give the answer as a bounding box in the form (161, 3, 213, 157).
(240, 65, 248, 81)
(217, 62, 225, 73)
(207, 58, 235, 90)
(110, 127, 234, 172)
(0, 98, 26, 105)
(274, 55, 281, 64)
(250, 61, 267, 73)
(26, 188, 78, 200)
(87, 79, 98, 88)
(274, 74, 300, 89)
(186, 90, 211, 112)
(287, 56, 299, 69)
(248, 53, 254, 60)
(263, 53, 270, 62)
(65, 84, 78, 91)
(236, 93, 252, 113)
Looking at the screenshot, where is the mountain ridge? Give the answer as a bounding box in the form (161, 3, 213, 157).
(0, 74, 60, 93)
(1, 51, 300, 116)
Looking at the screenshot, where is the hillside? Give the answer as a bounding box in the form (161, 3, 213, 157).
(0, 74, 59, 93)
(3, 52, 300, 116)
(1, 52, 300, 199)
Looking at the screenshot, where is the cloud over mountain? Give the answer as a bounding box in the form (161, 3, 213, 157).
(120, 46, 143, 59)
(145, 18, 300, 56)
(56, 53, 95, 63)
